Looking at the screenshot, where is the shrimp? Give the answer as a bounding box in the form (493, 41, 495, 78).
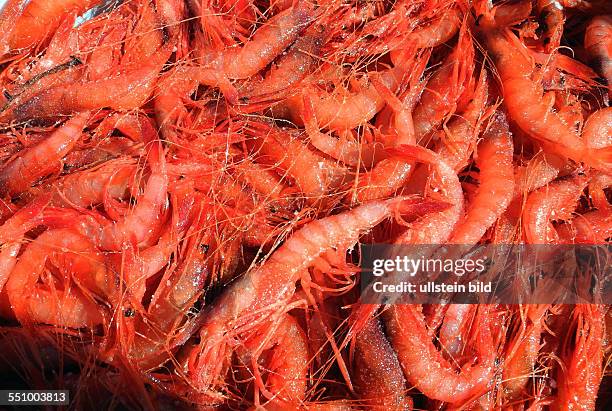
(280, 54, 411, 131)
(583, 107, 612, 150)
(353, 315, 412, 409)
(412, 22, 474, 143)
(56, 158, 137, 209)
(585, 15, 612, 99)
(246, 24, 326, 100)
(449, 111, 514, 244)
(98, 140, 168, 251)
(193, 1, 314, 101)
(554, 305, 605, 410)
(237, 313, 309, 408)
(477, 20, 610, 171)
(186, 196, 414, 398)
(557, 209, 612, 244)
(522, 174, 589, 244)
(383, 304, 495, 405)
(0, 112, 89, 197)
(1, 0, 97, 54)
(438, 304, 475, 358)
(502, 305, 548, 399)
(537, 0, 565, 52)
(4, 229, 107, 327)
(390, 145, 464, 245)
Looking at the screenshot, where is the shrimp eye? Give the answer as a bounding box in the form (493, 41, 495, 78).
(475, 15, 483, 27)
(124, 308, 135, 317)
(200, 244, 210, 254)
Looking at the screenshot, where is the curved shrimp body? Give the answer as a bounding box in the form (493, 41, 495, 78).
(522, 174, 589, 244)
(585, 15, 612, 99)
(281, 62, 408, 131)
(390, 145, 464, 245)
(353, 316, 412, 409)
(98, 140, 168, 251)
(4, 228, 107, 327)
(479, 26, 609, 170)
(449, 112, 514, 244)
(2, 0, 97, 53)
(4, 49, 170, 123)
(56, 158, 136, 208)
(246, 25, 325, 100)
(197, 2, 313, 88)
(438, 304, 474, 358)
(502, 305, 548, 399)
(383, 305, 495, 405)
(583, 107, 612, 150)
(412, 24, 474, 143)
(247, 126, 347, 204)
(240, 313, 309, 407)
(187, 197, 408, 395)
(554, 305, 605, 410)
(0, 113, 89, 197)
(558, 209, 612, 244)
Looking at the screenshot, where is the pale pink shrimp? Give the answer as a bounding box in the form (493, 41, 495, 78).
(0, 113, 89, 197)
(4, 228, 107, 327)
(554, 305, 605, 410)
(449, 111, 514, 244)
(186, 196, 415, 398)
(582, 107, 612, 150)
(383, 304, 495, 405)
(412, 22, 474, 143)
(522, 174, 589, 244)
(478, 21, 610, 170)
(98, 140, 168, 251)
(391, 145, 464, 245)
(585, 15, 612, 99)
(353, 316, 412, 409)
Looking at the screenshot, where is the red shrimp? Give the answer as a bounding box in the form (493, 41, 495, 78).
(449, 111, 514, 244)
(557, 209, 612, 243)
(0, 112, 89, 197)
(536, 0, 565, 52)
(412, 22, 474, 143)
(438, 304, 475, 358)
(246, 24, 326, 100)
(477, 20, 610, 170)
(4, 229, 107, 327)
(98, 140, 168, 250)
(56, 158, 137, 208)
(239, 313, 309, 408)
(193, 1, 314, 101)
(246, 124, 346, 204)
(1, 0, 97, 54)
(280, 59, 410, 131)
(348, 51, 430, 203)
(522, 174, 589, 244)
(383, 304, 496, 405)
(353, 315, 412, 409)
(186, 196, 416, 398)
(582, 107, 612, 150)
(390, 145, 464, 245)
(585, 15, 612, 99)
(502, 305, 548, 399)
(554, 305, 605, 410)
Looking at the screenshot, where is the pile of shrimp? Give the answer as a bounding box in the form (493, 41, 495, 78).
(0, 0, 610, 409)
